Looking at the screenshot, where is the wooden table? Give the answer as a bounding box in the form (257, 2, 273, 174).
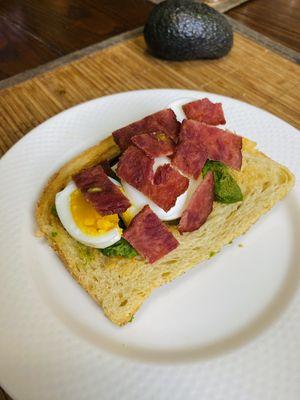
(0, 0, 153, 80)
(228, 0, 300, 53)
(0, 0, 299, 81)
(0, 1, 299, 399)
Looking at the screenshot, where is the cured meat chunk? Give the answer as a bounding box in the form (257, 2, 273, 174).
(203, 124, 242, 170)
(150, 164, 189, 211)
(117, 146, 189, 212)
(172, 140, 207, 179)
(183, 98, 226, 125)
(131, 132, 175, 158)
(112, 109, 180, 151)
(178, 172, 214, 234)
(123, 205, 179, 263)
(73, 165, 131, 215)
(116, 146, 154, 191)
(172, 119, 208, 179)
(173, 120, 242, 177)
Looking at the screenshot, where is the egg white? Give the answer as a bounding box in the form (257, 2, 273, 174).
(168, 97, 197, 122)
(55, 181, 121, 249)
(152, 155, 170, 172)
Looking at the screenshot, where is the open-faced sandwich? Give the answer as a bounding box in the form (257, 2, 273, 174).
(36, 97, 295, 326)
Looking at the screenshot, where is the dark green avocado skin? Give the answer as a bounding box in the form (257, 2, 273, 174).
(144, 0, 233, 60)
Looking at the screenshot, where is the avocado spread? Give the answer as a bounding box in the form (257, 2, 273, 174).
(202, 160, 243, 204)
(101, 238, 138, 258)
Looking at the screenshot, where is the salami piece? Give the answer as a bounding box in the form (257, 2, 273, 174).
(178, 172, 214, 234)
(172, 119, 208, 178)
(150, 164, 189, 211)
(112, 109, 180, 151)
(116, 146, 154, 191)
(183, 98, 226, 125)
(172, 139, 207, 179)
(131, 132, 175, 158)
(117, 146, 189, 212)
(203, 124, 242, 170)
(73, 165, 131, 215)
(123, 205, 179, 263)
(173, 120, 242, 176)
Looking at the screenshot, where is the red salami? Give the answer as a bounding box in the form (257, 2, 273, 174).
(112, 109, 180, 151)
(172, 139, 207, 179)
(173, 120, 242, 176)
(203, 124, 242, 170)
(131, 132, 175, 158)
(183, 98, 226, 125)
(117, 147, 189, 212)
(172, 119, 209, 178)
(178, 172, 214, 234)
(73, 165, 131, 215)
(150, 164, 189, 211)
(123, 205, 179, 263)
(116, 146, 154, 191)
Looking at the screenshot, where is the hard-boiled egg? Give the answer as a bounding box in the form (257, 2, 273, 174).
(55, 181, 122, 248)
(121, 203, 140, 226)
(168, 97, 197, 122)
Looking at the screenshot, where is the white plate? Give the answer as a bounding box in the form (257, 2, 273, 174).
(0, 89, 299, 400)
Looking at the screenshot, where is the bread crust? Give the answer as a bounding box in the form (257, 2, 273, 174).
(36, 136, 295, 326)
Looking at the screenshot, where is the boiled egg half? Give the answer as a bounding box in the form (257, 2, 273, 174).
(55, 180, 122, 248)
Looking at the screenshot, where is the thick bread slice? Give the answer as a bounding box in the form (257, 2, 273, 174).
(36, 136, 295, 326)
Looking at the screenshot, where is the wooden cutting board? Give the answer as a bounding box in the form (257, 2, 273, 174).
(0, 30, 299, 157)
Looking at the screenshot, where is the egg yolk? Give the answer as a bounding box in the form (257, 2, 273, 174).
(70, 189, 120, 236)
(122, 205, 139, 226)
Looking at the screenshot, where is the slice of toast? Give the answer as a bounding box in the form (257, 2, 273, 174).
(36, 136, 294, 326)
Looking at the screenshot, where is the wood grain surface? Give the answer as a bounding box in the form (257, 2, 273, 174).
(0, 31, 299, 158)
(0, 31, 299, 399)
(0, 0, 153, 79)
(206, 0, 250, 13)
(228, 0, 300, 53)
(150, 0, 251, 13)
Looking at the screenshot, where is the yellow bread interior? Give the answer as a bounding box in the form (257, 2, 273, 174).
(36, 136, 295, 326)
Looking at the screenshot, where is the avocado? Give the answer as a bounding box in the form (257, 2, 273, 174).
(144, 0, 233, 61)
